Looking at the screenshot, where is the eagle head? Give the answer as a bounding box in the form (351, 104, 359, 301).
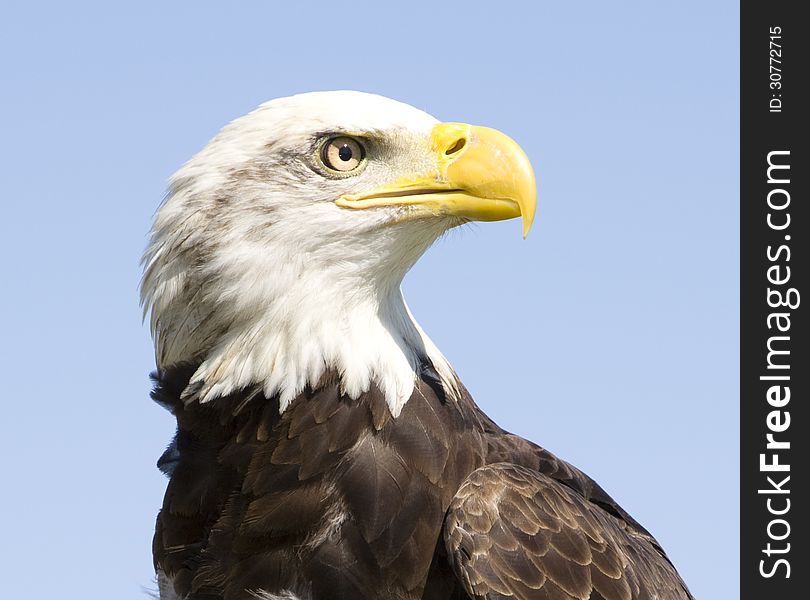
(141, 91, 536, 416)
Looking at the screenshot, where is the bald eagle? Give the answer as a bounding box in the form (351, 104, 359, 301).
(142, 91, 692, 600)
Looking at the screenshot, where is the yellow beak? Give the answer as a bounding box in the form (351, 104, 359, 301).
(335, 123, 537, 237)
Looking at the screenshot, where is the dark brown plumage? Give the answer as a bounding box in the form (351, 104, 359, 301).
(152, 364, 692, 600)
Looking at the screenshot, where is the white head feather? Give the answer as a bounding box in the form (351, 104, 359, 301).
(141, 91, 460, 416)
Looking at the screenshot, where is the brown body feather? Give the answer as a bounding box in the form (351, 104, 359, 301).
(152, 366, 692, 600)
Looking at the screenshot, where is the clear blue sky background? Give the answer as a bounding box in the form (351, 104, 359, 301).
(0, 2, 738, 598)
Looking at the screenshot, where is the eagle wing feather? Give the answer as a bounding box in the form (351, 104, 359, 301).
(442, 463, 693, 600)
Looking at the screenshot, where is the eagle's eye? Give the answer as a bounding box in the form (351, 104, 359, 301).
(321, 137, 365, 173)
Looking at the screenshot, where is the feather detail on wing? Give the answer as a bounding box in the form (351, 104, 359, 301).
(442, 463, 693, 600)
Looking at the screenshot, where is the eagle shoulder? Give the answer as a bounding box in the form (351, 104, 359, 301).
(442, 462, 693, 600)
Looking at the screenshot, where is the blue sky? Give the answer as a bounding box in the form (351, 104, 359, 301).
(0, 2, 738, 598)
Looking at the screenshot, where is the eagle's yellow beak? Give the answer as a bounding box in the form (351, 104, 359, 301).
(336, 123, 537, 238)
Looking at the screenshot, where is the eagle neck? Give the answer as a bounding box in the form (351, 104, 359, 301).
(182, 260, 457, 417)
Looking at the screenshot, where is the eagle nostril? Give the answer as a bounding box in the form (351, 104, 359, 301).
(444, 137, 466, 156)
